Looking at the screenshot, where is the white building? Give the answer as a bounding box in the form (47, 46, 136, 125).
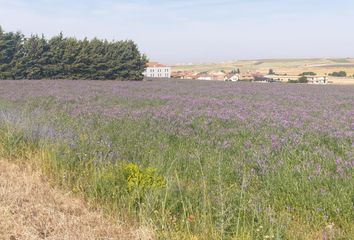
(144, 62, 171, 78)
(307, 76, 328, 84)
(224, 74, 240, 82)
(197, 74, 212, 81)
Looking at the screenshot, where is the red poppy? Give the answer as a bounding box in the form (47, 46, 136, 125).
(187, 215, 195, 222)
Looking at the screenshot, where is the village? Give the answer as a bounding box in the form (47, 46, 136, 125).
(144, 62, 332, 84)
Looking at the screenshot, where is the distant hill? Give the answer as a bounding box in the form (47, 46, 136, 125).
(173, 58, 354, 76)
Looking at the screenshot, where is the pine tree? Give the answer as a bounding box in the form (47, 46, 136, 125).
(0, 27, 147, 80)
(45, 32, 65, 78)
(0, 30, 24, 79)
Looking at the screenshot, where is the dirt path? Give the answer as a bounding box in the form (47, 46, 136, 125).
(0, 160, 153, 240)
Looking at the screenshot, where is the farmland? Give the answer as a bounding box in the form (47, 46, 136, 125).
(0, 79, 353, 239)
(174, 58, 354, 84)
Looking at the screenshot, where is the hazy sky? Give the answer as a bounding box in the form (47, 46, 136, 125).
(0, 0, 353, 64)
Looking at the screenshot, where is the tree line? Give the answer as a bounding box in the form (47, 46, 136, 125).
(0, 26, 148, 80)
(329, 71, 347, 77)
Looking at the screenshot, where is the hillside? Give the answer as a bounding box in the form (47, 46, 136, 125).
(173, 58, 354, 84)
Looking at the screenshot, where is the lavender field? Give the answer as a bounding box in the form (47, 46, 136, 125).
(0, 80, 353, 239)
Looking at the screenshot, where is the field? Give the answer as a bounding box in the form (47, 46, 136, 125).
(0, 79, 353, 239)
(174, 58, 354, 84)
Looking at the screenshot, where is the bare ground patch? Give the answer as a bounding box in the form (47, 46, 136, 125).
(0, 159, 154, 240)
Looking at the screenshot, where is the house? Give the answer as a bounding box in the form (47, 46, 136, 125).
(209, 71, 227, 81)
(183, 71, 199, 79)
(224, 74, 239, 82)
(306, 76, 327, 84)
(144, 62, 171, 78)
(171, 71, 199, 79)
(239, 72, 255, 81)
(264, 75, 300, 83)
(171, 71, 184, 79)
(195, 71, 228, 81)
(197, 73, 213, 80)
(264, 74, 328, 84)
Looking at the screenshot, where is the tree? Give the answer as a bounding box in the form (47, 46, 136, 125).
(230, 68, 241, 74)
(0, 27, 147, 80)
(298, 76, 308, 83)
(45, 32, 66, 78)
(300, 72, 316, 76)
(0, 30, 24, 79)
(329, 71, 347, 77)
(268, 69, 275, 75)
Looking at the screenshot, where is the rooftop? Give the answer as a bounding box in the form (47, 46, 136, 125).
(147, 62, 168, 68)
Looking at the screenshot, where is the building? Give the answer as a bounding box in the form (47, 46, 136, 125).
(144, 62, 171, 78)
(239, 72, 256, 81)
(209, 71, 227, 81)
(264, 74, 300, 82)
(224, 74, 239, 82)
(196, 73, 212, 80)
(307, 76, 328, 84)
(264, 74, 328, 84)
(183, 72, 199, 79)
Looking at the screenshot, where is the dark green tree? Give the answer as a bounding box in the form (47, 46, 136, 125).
(268, 69, 275, 75)
(298, 76, 308, 83)
(0, 26, 147, 80)
(230, 68, 240, 74)
(0, 29, 24, 79)
(329, 71, 347, 77)
(300, 72, 316, 76)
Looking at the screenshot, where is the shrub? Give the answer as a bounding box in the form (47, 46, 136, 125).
(124, 163, 166, 193)
(298, 76, 308, 83)
(299, 72, 316, 76)
(329, 71, 347, 77)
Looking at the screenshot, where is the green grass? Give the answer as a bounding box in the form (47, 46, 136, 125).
(0, 98, 353, 240)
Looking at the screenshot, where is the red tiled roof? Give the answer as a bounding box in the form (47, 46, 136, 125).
(147, 62, 167, 67)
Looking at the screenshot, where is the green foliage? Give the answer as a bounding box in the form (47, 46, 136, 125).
(124, 163, 166, 209)
(124, 163, 166, 193)
(268, 69, 275, 75)
(0, 26, 147, 80)
(329, 71, 347, 77)
(0, 86, 353, 239)
(299, 72, 316, 76)
(230, 68, 240, 74)
(298, 76, 308, 83)
(0, 30, 23, 79)
(288, 76, 308, 83)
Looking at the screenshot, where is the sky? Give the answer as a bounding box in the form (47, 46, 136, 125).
(0, 0, 353, 64)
